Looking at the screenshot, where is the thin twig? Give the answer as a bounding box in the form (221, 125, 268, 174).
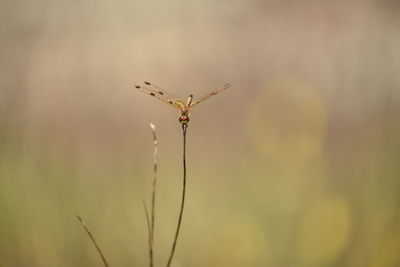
(76, 215, 110, 267)
(166, 124, 188, 267)
(148, 122, 158, 267)
(143, 199, 152, 247)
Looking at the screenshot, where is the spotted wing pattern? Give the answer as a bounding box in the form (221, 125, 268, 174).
(135, 82, 181, 109)
(143, 81, 180, 100)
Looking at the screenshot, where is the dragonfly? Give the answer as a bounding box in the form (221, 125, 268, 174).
(135, 81, 231, 126)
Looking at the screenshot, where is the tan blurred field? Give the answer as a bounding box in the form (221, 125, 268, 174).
(1, 0, 400, 266)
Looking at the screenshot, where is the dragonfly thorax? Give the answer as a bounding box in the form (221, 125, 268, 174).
(186, 94, 193, 107)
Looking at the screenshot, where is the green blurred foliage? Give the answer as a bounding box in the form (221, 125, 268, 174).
(1, 0, 400, 266)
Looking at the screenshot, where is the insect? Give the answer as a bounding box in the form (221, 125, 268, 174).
(135, 81, 231, 126)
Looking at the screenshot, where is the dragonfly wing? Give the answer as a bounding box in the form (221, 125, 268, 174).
(144, 81, 181, 100)
(190, 82, 232, 107)
(135, 84, 178, 108)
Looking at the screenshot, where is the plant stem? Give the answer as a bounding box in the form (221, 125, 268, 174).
(166, 124, 188, 267)
(149, 123, 158, 267)
(76, 215, 110, 267)
(143, 199, 152, 266)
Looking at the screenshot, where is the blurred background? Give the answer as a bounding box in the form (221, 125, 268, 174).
(1, 0, 400, 266)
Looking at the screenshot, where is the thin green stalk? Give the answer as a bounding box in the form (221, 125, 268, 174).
(166, 124, 188, 267)
(143, 199, 152, 265)
(143, 123, 158, 267)
(150, 123, 158, 267)
(76, 215, 110, 267)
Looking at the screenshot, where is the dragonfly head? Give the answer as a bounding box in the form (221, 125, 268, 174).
(179, 110, 190, 125)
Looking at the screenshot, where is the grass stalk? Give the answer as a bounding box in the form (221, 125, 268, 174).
(147, 122, 158, 267)
(143, 199, 152, 265)
(166, 124, 188, 267)
(76, 215, 110, 267)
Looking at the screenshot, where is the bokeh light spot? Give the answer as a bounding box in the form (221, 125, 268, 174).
(294, 195, 351, 266)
